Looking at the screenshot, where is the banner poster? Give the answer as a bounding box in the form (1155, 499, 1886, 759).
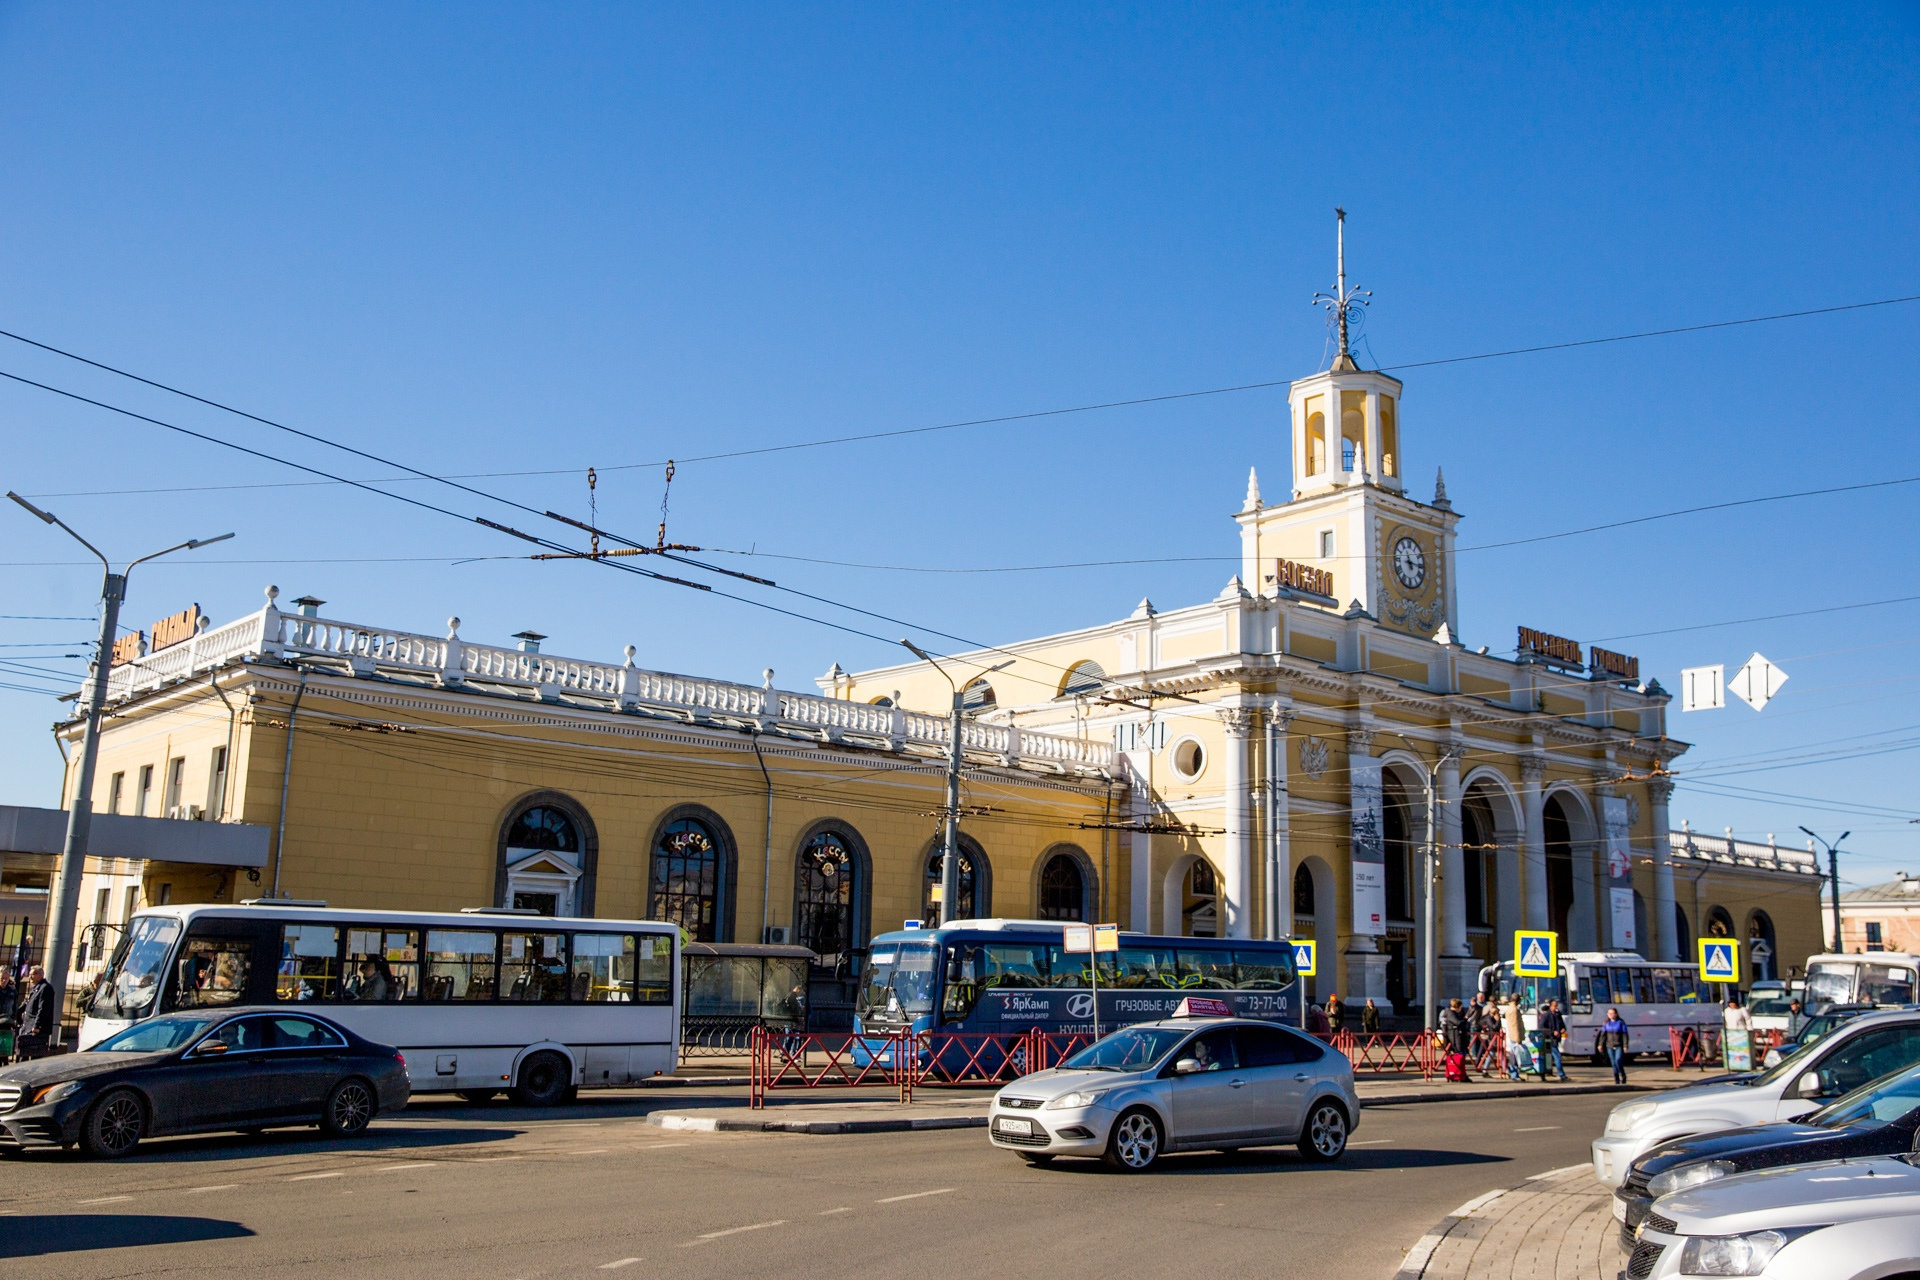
(1602, 795, 1636, 950)
(1349, 753, 1386, 936)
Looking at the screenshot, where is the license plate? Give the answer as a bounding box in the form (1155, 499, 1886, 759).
(996, 1117, 1034, 1136)
(1611, 1197, 1627, 1223)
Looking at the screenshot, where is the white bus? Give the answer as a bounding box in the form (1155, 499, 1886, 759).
(1480, 951, 1721, 1061)
(1802, 953, 1920, 1011)
(80, 902, 679, 1104)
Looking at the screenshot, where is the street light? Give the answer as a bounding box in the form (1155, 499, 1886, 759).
(899, 639, 1011, 926)
(1799, 827, 1849, 954)
(7, 491, 232, 1044)
(1389, 734, 1461, 1036)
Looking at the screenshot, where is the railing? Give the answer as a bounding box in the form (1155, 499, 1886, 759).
(1330, 1031, 1441, 1080)
(1669, 1025, 1723, 1069)
(93, 599, 1112, 774)
(749, 1026, 915, 1107)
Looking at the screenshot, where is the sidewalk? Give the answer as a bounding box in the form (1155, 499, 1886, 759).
(646, 1060, 1702, 1133)
(1393, 1164, 1613, 1280)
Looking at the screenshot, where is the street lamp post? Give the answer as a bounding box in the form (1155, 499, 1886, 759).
(900, 640, 1010, 926)
(1392, 736, 1461, 1036)
(1800, 826, 1849, 953)
(7, 492, 231, 1045)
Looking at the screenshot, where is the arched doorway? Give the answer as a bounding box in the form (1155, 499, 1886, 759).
(794, 825, 869, 964)
(1380, 771, 1417, 1010)
(496, 792, 597, 916)
(1748, 910, 1777, 982)
(1038, 847, 1093, 921)
(648, 806, 737, 942)
(1674, 904, 1693, 957)
(1543, 794, 1576, 951)
(1184, 859, 1219, 937)
(1292, 855, 1337, 1002)
(1460, 771, 1523, 960)
(922, 836, 991, 922)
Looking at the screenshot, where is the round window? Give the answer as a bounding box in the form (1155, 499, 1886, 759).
(1172, 738, 1205, 779)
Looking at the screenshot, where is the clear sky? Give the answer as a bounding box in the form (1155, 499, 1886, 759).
(1, 5, 1916, 895)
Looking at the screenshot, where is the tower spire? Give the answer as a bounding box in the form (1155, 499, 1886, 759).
(1313, 207, 1371, 372)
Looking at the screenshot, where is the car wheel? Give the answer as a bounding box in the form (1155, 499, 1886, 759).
(1103, 1107, 1163, 1173)
(321, 1079, 376, 1137)
(456, 1089, 501, 1104)
(513, 1051, 571, 1106)
(1020, 1154, 1054, 1166)
(1297, 1100, 1349, 1162)
(81, 1089, 146, 1159)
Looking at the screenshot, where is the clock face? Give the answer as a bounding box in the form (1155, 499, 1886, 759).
(1392, 536, 1427, 590)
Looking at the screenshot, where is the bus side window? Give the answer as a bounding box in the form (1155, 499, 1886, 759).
(1116, 946, 1179, 989)
(1612, 968, 1637, 1004)
(1674, 970, 1697, 1003)
(172, 935, 253, 1008)
(633, 933, 673, 1004)
(1633, 970, 1655, 1006)
(1234, 950, 1293, 990)
(1651, 969, 1676, 1004)
(1178, 948, 1236, 989)
(1571, 972, 1593, 1014)
(278, 924, 340, 1002)
(1589, 968, 1612, 1003)
(345, 928, 419, 1001)
(1046, 946, 1114, 988)
(571, 933, 634, 1002)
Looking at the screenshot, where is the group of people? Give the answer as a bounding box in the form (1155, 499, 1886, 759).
(1434, 992, 1582, 1083)
(1308, 991, 1382, 1036)
(0, 966, 56, 1063)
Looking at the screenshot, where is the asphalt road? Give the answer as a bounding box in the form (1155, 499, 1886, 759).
(2, 1089, 1621, 1279)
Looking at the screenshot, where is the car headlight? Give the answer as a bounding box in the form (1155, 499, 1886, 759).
(1678, 1228, 1817, 1276)
(1044, 1090, 1107, 1110)
(31, 1081, 83, 1105)
(1648, 1159, 1735, 1197)
(1606, 1101, 1659, 1134)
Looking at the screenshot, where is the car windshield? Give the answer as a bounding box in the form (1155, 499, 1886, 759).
(1063, 1026, 1189, 1072)
(1748, 995, 1794, 1017)
(91, 1014, 222, 1053)
(1812, 1063, 1920, 1129)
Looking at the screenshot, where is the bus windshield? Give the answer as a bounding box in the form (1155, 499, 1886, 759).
(856, 943, 937, 1020)
(1806, 964, 1856, 1006)
(1064, 1026, 1188, 1072)
(89, 916, 182, 1021)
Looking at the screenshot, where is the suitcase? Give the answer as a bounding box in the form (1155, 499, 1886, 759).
(1445, 1050, 1469, 1082)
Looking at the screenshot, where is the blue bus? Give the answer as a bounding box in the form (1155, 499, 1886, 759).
(853, 919, 1301, 1045)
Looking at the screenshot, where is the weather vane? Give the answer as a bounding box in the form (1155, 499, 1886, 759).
(1311, 207, 1370, 372)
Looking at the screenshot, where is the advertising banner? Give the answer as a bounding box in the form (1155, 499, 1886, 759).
(1602, 795, 1637, 950)
(1349, 752, 1386, 936)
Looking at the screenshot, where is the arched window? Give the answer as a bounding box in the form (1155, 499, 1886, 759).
(1461, 794, 1494, 929)
(651, 817, 724, 941)
(1675, 905, 1693, 957)
(962, 678, 997, 714)
(1293, 864, 1316, 916)
(796, 830, 858, 960)
(923, 837, 989, 922)
(1038, 852, 1087, 921)
(1748, 910, 1778, 982)
(1059, 661, 1106, 698)
(1190, 860, 1216, 897)
(498, 794, 595, 917)
(1707, 905, 1735, 938)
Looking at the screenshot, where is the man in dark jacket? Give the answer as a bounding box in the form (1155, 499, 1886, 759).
(1535, 998, 1570, 1081)
(15, 966, 54, 1060)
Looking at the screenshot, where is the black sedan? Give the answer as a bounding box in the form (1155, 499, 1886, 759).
(1613, 1060, 1920, 1247)
(0, 1007, 409, 1158)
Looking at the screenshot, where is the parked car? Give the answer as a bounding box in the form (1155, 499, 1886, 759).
(1630, 1155, 1920, 1279)
(0, 1007, 409, 1158)
(1613, 1061, 1920, 1246)
(1762, 1005, 1885, 1068)
(987, 1016, 1359, 1172)
(1593, 1010, 1920, 1187)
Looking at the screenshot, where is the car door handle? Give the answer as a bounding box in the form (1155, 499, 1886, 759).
(1293, 1073, 1310, 1081)
(1229, 1078, 1246, 1088)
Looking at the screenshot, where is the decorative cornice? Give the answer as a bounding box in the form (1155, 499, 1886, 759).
(1519, 755, 1547, 784)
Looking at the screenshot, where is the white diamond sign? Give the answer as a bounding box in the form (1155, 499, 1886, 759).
(1680, 665, 1725, 712)
(1728, 652, 1788, 711)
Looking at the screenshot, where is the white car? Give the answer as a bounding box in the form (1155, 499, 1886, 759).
(986, 1016, 1360, 1172)
(1629, 1156, 1920, 1278)
(1594, 1011, 1920, 1187)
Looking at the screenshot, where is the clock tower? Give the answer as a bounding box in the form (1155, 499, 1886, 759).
(1237, 212, 1461, 639)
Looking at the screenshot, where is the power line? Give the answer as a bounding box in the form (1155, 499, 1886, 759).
(1595, 594, 1920, 643)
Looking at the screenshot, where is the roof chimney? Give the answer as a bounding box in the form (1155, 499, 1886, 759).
(513, 630, 546, 654)
(290, 596, 325, 618)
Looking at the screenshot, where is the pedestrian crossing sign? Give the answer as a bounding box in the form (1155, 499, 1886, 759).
(1291, 939, 1317, 977)
(1699, 938, 1740, 985)
(1515, 930, 1558, 977)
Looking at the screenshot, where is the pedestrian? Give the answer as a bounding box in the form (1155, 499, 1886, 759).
(1599, 1007, 1630, 1084)
(1325, 991, 1345, 1034)
(1307, 1001, 1331, 1036)
(1473, 995, 1500, 1064)
(1500, 992, 1531, 1081)
(1786, 998, 1807, 1039)
(1723, 992, 1750, 1032)
(1440, 998, 1472, 1082)
(1360, 997, 1380, 1035)
(15, 966, 53, 1061)
(1536, 998, 1570, 1081)
(0, 968, 15, 1063)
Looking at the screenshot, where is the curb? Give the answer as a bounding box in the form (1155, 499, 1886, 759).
(1362, 1081, 1655, 1106)
(1390, 1163, 1592, 1280)
(640, 1075, 750, 1088)
(651, 1112, 989, 1135)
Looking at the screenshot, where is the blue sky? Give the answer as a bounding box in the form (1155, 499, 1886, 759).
(1, 4, 1916, 891)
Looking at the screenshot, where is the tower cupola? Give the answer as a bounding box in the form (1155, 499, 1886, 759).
(1288, 210, 1404, 498)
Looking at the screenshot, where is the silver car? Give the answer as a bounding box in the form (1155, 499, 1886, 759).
(987, 1016, 1360, 1172)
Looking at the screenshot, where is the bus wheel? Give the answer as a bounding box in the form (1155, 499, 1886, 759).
(457, 1090, 501, 1104)
(514, 1052, 571, 1106)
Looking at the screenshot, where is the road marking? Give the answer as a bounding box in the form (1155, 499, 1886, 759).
(1527, 1163, 1592, 1181)
(689, 1220, 786, 1242)
(640, 1142, 688, 1150)
(1513, 1125, 1561, 1132)
(380, 1163, 435, 1172)
(877, 1188, 954, 1204)
(184, 1185, 238, 1194)
(1351, 1138, 1394, 1145)
(566, 1149, 610, 1155)
(1449, 1189, 1507, 1218)
(469, 1155, 522, 1162)
(77, 1195, 133, 1205)
(287, 1171, 345, 1182)
(818, 1207, 851, 1216)
(598, 1259, 642, 1270)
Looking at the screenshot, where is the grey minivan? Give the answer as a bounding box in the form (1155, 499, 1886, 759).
(987, 1017, 1360, 1172)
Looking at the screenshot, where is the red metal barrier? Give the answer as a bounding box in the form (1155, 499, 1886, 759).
(909, 1032, 1037, 1086)
(1669, 1025, 1723, 1070)
(749, 1026, 914, 1108)
(1030, 1030, 1097, 1072)
(1331, 1031, 1440, 1080)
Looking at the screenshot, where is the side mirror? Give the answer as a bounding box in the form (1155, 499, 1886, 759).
(193, 1040, 229, 1058)
(1173, 1057, 1203, 1076)
(1797, 1070, 1822, 1099)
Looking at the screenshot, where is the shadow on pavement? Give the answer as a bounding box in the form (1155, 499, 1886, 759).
(1039, 1147, 1509, 1176)
(0, 1215, 254, 1257)
(5, 1123, 521, 1165)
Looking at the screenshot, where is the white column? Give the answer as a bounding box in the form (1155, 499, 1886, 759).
(1219, 706, 1257, 940)
(1124, 748, 1152, 933)
(1439, 745, 1468, 957)
(1649, 776, 1677, 961)
(1264, 704, 1294, 941)
(1520, 755, 1549, 931)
